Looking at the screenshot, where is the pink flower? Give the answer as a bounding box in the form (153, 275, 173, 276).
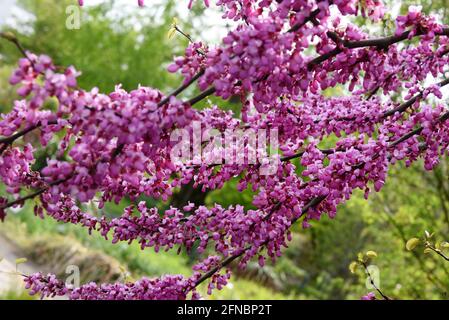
(361, 292, 376, 300)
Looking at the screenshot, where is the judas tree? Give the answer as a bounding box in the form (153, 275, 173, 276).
(1, 0, 449, 299)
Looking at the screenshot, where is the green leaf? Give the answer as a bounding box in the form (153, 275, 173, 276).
(15, 258, 27, 265)
(357, 252, 365, 263)
(424, 230, 434, 239)
(0, 31, 17, 42)
(441, 241, 449, 249)
(366, 250, 378, 259)
(349, 261, 358, 274)
(406, 238, 420, 251)
(167, 28, 176, 40)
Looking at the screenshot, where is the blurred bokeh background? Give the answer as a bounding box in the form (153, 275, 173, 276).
(1, 0, 449, 300)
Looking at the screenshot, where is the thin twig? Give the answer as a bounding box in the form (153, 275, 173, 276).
(0, 32, 30, 61)
(157, 70, 205, 108)
(427, 245, 449, 262)
(362, 261, 391, 300)
(187, 87, 216, 106)
(193, 195, 326, 287)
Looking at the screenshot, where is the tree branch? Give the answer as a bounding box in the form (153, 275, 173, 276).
(188, 26, 449, 107)
(0, 32, 30, 61)
(361, 261, 391, 300)
(193, 195, 326, 288)
(427, 245, 449, 262)
(0, 120, 59, 155)
(187, 86, 216, 106)
(157, 70, 205, 107)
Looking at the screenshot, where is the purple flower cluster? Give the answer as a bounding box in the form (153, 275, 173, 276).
(361, 292, 376, 300)
(24, 272, 202, 300)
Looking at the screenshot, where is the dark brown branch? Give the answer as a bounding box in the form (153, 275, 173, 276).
(189, 26, 449, 106)
(158, 70, 206, 107)
(187, 87, 216, 106)
(194, 248, 247, 287)
(286, 90, 449, 163)
(308, 28, 449, 67)
(367, 48, 449, 99)
(0, 124, 40, 145)
(386, 111, 449, 149)
(2, 188, 47, 210)
(361, 261, 391, 300)
(427, 245, 449, 262)
(193, 195, 326, 288)
(0, 177, 70, 210)
(184, 9, 324, 107)
(287, 8, 321, 33)
(280, 148, 334, 162)
(0, 120, 59, 155)
(0, 32, 30, 60)
(348, 28, 449, 49)
(183, 76, 447, 171)
(337, 77, 449, 121)
(385, 78, 449, 117)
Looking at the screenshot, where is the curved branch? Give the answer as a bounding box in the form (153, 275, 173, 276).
(187, 87, 216, 106)
(0, 120, 59, 155)
(0, 176, 71, 210)
(362, 261, 392, 300)
(157, 70, 206, 108)
(0, 124, 40, 145)
(188, 27, 449, 106)
(427, 245, 449, 262)
(309, 28, 449, 67)
(193, 194, 326, 288)
(0, 32, 30, 61)
(191, 108, 449, 288)
(384, 78, 449, 118)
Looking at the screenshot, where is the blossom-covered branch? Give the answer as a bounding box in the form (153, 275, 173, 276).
(2, 0, 449, 299)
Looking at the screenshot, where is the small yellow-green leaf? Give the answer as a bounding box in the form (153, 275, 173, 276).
(15, 258, 27, 265)
(125, 274, 135, 283)
(172, 17, 178, 26)
(406, 238, 420, 251)
(167, 28, 176, 39)
(360, 0, 367, 10)
(441, 241, 449, 248)
(425, 230, 434, 239)
(424, 248, 432, 254)
(0, 31, 17, 42)
(349, 261, 358, 274)
(357, 252, 365, 262)
(366, 251, 378, 259)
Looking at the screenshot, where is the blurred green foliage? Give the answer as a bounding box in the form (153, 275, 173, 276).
(0, 289, 38, 300)
(1, 0, 184, 93)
